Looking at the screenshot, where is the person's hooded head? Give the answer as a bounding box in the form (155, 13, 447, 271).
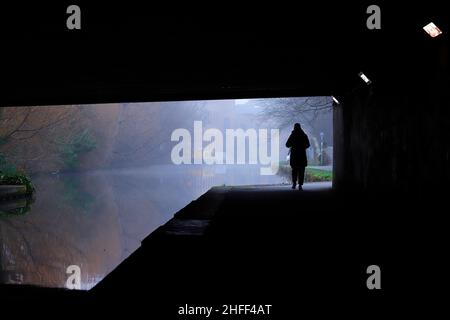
(293, 123, 302, 132)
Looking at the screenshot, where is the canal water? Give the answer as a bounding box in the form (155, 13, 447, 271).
(0, 165, 286, 289)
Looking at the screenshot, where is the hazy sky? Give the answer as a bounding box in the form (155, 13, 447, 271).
(235, 99, 250, 105)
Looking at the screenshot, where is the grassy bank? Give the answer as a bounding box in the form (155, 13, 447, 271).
(278, 164, 332, 183)
(305, 168, 332, 182)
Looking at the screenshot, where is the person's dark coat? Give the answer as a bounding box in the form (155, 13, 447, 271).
(286, 127, 310, 167)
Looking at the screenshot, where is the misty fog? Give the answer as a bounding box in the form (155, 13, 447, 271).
(0, 98, 332, 288)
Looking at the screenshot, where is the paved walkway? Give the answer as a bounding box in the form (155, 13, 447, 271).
(93, 181, 354, 314)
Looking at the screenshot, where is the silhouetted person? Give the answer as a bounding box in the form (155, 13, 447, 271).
(286, 123, 310, 190)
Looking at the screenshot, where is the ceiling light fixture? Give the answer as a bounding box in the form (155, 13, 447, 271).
(423, 22, 442, 38)
(358, 72, 372, 85)
(332, 96, 340, 104)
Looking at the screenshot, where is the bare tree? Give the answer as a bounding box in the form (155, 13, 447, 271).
(250, 97, 333, 165)
(251, 97, 332, 130)
(0, 106, 84, 172)
(110, 101, 208, 166)
(0, 107, 77, 144)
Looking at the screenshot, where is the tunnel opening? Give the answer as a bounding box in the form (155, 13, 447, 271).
(0, 96, 333, 290)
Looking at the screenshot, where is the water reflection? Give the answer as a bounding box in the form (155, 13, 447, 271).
(0, 197, 34, 216)
(0, 165, 286, 289)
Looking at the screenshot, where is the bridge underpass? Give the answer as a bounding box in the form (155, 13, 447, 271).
(1, 2, 449, 317)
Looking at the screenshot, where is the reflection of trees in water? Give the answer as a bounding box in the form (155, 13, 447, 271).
(60, 175, 95, 212)
(0, 215, 88, 286)
(0, 174, 123, 288)
(0, 197, 34, 216)
(1, 160, 289, 289)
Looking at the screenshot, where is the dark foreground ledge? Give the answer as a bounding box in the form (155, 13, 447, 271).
(1, 182, 447, 317)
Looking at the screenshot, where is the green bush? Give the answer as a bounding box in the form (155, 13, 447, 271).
(0, 174, 35, 193)
(305, 168, 332, 182)
(0, 153, 35, 193)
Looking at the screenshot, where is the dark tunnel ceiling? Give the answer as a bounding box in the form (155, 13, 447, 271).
(1, 3, 448, 106)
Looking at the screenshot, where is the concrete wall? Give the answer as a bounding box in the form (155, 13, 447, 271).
(333, 60, 450, 193)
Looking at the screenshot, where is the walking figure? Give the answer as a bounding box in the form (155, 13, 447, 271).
(286, 123, 310, 190)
